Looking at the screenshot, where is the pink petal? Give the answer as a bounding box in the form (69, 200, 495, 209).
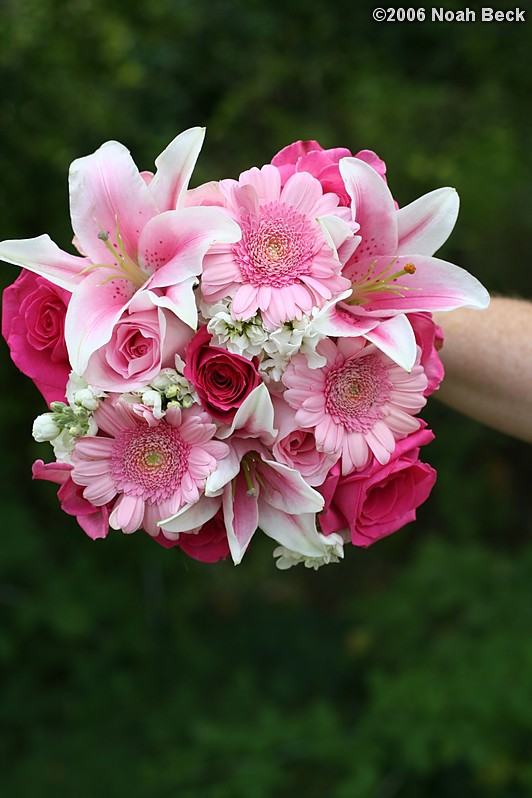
(280, 172, 324, 215)
(339, 158, 398, 259)
(258, 504, 333, 557)
(205, 444, 244, 496)
(140, 207, 241, 289)
(222, 478, 259, 564)
(353, 255, 490, 313)
(159, 495, 222, 538)
(239, 165, 281, 204)
(69, 140, 158, 264)
(318, 215, 358, 253)
(232, 283, 260, 319)
(64, 271, 137, 374)
(363, 314, 418, 371)
(312, 302, 381, 338)
(32, 459, 71, 485)
(0, 235, 87, 291)
(397, 187, 459, 256)
(77, 509, 109, 541)
(148, 127, 205, 211)
(257, 458, 324, 515)
(149, 281, 199, 330)
(217, 384, 277, 444)
(109, 493, 145, 534)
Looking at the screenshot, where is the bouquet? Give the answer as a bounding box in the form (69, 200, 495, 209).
(0, 128, 489, 569)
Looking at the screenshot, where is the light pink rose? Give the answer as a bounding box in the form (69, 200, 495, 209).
(408, 312, 445, 396)
(184, 325, 261, 423)
(83, 298, 193, 392)
(153, 510, 230, 563)
(319, 426, 436, 546)
(272, 399, 337, 486)
(2, 269, 70, 404)
(271, 140, 388, 206)
(32, 459, 109, 540)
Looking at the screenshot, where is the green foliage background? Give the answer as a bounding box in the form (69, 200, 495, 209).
(1, 1, 532, 795)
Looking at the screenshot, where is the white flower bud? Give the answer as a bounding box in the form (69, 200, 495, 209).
(74, 388, 99, 411)
(32, 414, 60, 443)
(142, 389, 164, 419)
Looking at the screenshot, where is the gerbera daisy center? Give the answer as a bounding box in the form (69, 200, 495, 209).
(325, 355, 391, 432)
(110, 425, 191, 502)
(234, 201, 317, 288)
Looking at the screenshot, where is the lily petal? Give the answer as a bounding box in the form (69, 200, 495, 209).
(158, 494, 221, 539)
(223, 478, 259, 565)
(258, 503, 335, 557)
(205, 444, 243, 496)
(349, 254, 490, 314)
(397, 187, 459, 256)
(0, 235, 87, 291)
(149, 279, 199, 330)
(216, 384, 277, 444)
(312, 297, 381, 338)
(339, 157, 398, 259)
(140, 207, 241, 289)
(257, 458, 325, 514)
(69, 140, 158, 264)
(148, 127, 206, 211)
(318, 215, 357, 255)
(65, 271, 137, 374)
(363, 314, 418, 371)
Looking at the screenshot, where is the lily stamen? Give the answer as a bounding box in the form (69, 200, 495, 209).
(346, 258, 418, 305)
(80, 219, 148, 289)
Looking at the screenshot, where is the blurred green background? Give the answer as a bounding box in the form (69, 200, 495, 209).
(1, 0, 532, 795)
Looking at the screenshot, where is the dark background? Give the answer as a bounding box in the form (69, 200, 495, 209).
(1, 0, 532, 795)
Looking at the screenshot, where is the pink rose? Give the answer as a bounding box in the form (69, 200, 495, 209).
(271, 140, 388, 207)
(408, 312, 445, 396)
(184, 326, 261, 423)
(152, 511, 230, 562)
(2, 269, 70, 404)
(272, 399, 337, 486)
(319, 426, 436, 546)
(32, 459, 109, 540)
(83, 297, 193, 392)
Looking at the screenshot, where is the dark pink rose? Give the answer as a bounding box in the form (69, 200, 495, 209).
(319, 427, 436, 547)
(272, 140, 388, 207)
(2, 270, 71, 404)
(408, 312, 445, 396)
(184, 326, 261, 423)
(32, 459, 109, 540)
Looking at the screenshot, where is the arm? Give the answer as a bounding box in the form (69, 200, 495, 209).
(433, 298, 532, 443)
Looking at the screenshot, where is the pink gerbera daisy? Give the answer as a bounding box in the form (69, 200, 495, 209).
(200, 164, 354, 329)
(71, 400, 229, 535)
(282, 338, 428, 474)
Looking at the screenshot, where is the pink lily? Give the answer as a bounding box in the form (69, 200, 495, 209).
(159, 385, 329, 565)
(317, 157, 490, 370)
(0, 128, 241, 375)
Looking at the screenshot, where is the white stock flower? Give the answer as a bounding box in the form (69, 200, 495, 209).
(66, 372, 106, 409)
(206, 301, 268, 358)
(259, 314, 327, 382)
(51, 429, 77, 464)
(273, 532, 345, 570)
(128, 359, 196, 417)
(141, 389, 164, 418)
(32, 414, 61, 443)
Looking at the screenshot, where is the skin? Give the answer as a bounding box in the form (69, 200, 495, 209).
(433, 298, 532, 443)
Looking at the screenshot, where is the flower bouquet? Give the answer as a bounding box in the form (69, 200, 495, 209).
(0, 128, 489, 569)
